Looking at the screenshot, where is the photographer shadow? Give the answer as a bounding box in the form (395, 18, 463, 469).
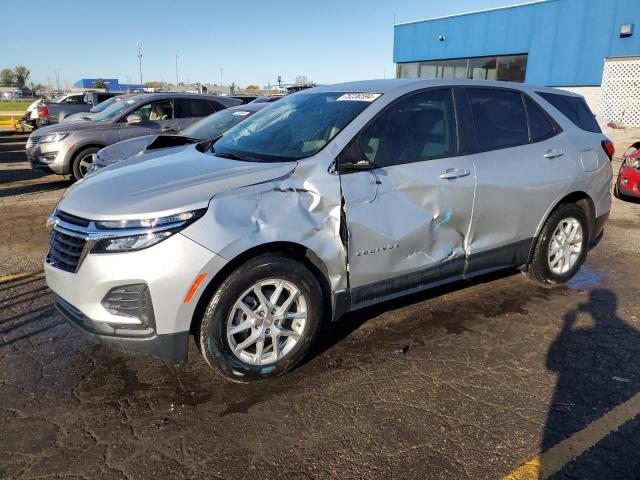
(541, 289, 640, 479)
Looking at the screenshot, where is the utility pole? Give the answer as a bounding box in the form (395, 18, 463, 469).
(175, 54, 179, 86)
(137, 41, 143, 87)
(277, 75, 282, 89)
(220, 68, 223, 86)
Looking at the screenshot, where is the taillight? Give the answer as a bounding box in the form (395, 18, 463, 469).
(41, 104, 49, 119)
(601, 140, 614, 161)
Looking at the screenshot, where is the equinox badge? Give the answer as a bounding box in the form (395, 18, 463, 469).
(356, 243, 400, 256)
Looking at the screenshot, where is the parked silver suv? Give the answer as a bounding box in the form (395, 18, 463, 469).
(26, 93, 242, 180)
(45, 80, 612, 382)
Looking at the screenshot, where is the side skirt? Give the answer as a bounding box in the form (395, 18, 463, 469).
(332, 238, 534, 321)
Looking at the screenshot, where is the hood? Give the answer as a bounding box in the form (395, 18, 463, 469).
(58, 144, 297, 220)
(96, 135, 197, 166)
(34, 119, 115, 136)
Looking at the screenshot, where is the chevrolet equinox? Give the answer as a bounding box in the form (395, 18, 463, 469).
(45, 80, 613, 382)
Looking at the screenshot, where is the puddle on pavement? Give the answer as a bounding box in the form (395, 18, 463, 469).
(568, 264, 607, 290)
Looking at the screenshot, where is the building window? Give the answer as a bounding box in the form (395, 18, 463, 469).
(397, 54, 528, 83)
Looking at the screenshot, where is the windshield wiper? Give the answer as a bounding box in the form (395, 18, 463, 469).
(213, 151, 257, 162)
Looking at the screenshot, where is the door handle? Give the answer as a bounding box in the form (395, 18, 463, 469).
(543, 149, 564, 159)
(440, 168, 471, 180)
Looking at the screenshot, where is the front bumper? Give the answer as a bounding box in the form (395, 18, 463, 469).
(617, 166, 640, 198)
(26, 142, 67, 175)
(55, 294, 190, 364)
(45, 232, 228, 362)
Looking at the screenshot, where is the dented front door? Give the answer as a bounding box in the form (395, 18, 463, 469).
(339, 87, 476, 293)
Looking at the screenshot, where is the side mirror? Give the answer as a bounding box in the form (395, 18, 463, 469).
(341, 159, 377, 172)
(126, 114, 142, 125)
(339, 138, 376, 172)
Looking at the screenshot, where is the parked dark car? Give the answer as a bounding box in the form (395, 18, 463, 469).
(26, 93, 242, 179)
(230, 95, 259, 104)
(91, 102, 269, 172)
(250, 95, 284, 103)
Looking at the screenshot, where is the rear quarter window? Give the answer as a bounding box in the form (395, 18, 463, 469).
(537, 91, 601, 133)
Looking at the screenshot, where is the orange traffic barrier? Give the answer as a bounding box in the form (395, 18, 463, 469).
(10, 117, 17, 132)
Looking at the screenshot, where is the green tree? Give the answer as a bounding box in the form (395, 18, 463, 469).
(94, 78, 107, 90)
(246, 85, 259, 90)
(0, 68, 15, 87)
(13, 66, 30, 88)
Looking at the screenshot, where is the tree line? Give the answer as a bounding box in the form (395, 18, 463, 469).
(1, 66, 31, 88)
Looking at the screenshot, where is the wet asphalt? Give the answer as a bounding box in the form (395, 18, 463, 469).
(1, 133, 640, 479)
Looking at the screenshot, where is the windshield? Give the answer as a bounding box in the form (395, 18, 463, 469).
(89, 96, 121, 114)
(181, 108, 257, 140)
(91, 97, 139, 122)
(212, 92, 378, 162)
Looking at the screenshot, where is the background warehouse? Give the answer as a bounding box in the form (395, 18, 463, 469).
(393, 0, 640, 127)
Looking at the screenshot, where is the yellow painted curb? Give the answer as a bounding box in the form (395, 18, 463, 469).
(0, 272, 45, 283)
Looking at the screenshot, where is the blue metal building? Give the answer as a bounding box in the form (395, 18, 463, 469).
(73, 78, 144, 92)
(393, 0, 639, 87)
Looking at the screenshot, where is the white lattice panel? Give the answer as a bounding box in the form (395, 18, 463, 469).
(601, 57, 640, 127)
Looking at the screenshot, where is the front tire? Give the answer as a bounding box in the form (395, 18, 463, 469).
(527, 203, 589, 285)
(199, 253, 323, 382)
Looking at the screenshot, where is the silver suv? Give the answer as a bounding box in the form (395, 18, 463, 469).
(26, 93, 242, 180)
(45, 80, 612, 382)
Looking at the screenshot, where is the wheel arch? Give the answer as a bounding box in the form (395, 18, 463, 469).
(189, 241, 333, 337)
(528, 190, 596, 264)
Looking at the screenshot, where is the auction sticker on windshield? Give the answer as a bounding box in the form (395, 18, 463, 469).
(336, 93, 382, 102)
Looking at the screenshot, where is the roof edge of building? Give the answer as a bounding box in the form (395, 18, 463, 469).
(394, 0, 555, 27)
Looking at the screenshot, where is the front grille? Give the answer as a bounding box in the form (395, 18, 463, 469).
(47, 229, 87, 273)
(26, 135, 41, 149)
(56, 210, 91, 227)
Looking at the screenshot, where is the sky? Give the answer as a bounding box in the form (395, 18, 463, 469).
(0, 0, 524, 88)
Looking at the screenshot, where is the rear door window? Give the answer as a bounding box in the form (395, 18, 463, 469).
(537, 91, 600, 133)
(525, 97, 555, 141)
(354, 88, 457, 168)
(467, 88, 529, 151)
(174, 99, 219, 118)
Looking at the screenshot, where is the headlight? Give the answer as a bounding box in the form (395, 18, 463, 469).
(91, 209, 206, 253)
(93, 231, 174, 253)
(624, 151, 640, 168)
(95, 210, 204, 230)
(40, 132, 71, 144)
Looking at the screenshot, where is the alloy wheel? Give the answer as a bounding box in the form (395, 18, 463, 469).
(226, 278, 307, 365)
(547, 217, 583, 275)
(78, 153, 96, 178)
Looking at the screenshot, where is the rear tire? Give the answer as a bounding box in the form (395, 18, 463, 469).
(71, 146, 100, 181)
(527, 203, 589, 285)
(199, 253, 323, 382)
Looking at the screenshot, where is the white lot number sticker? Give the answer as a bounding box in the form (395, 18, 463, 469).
(232, 111, 251, 116)
(336, 93, 382, 102)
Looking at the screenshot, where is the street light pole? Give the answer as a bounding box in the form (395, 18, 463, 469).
(220, 68, 223, 86)
(137, 41, 143, 87)
(175, 54, 179, 86)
